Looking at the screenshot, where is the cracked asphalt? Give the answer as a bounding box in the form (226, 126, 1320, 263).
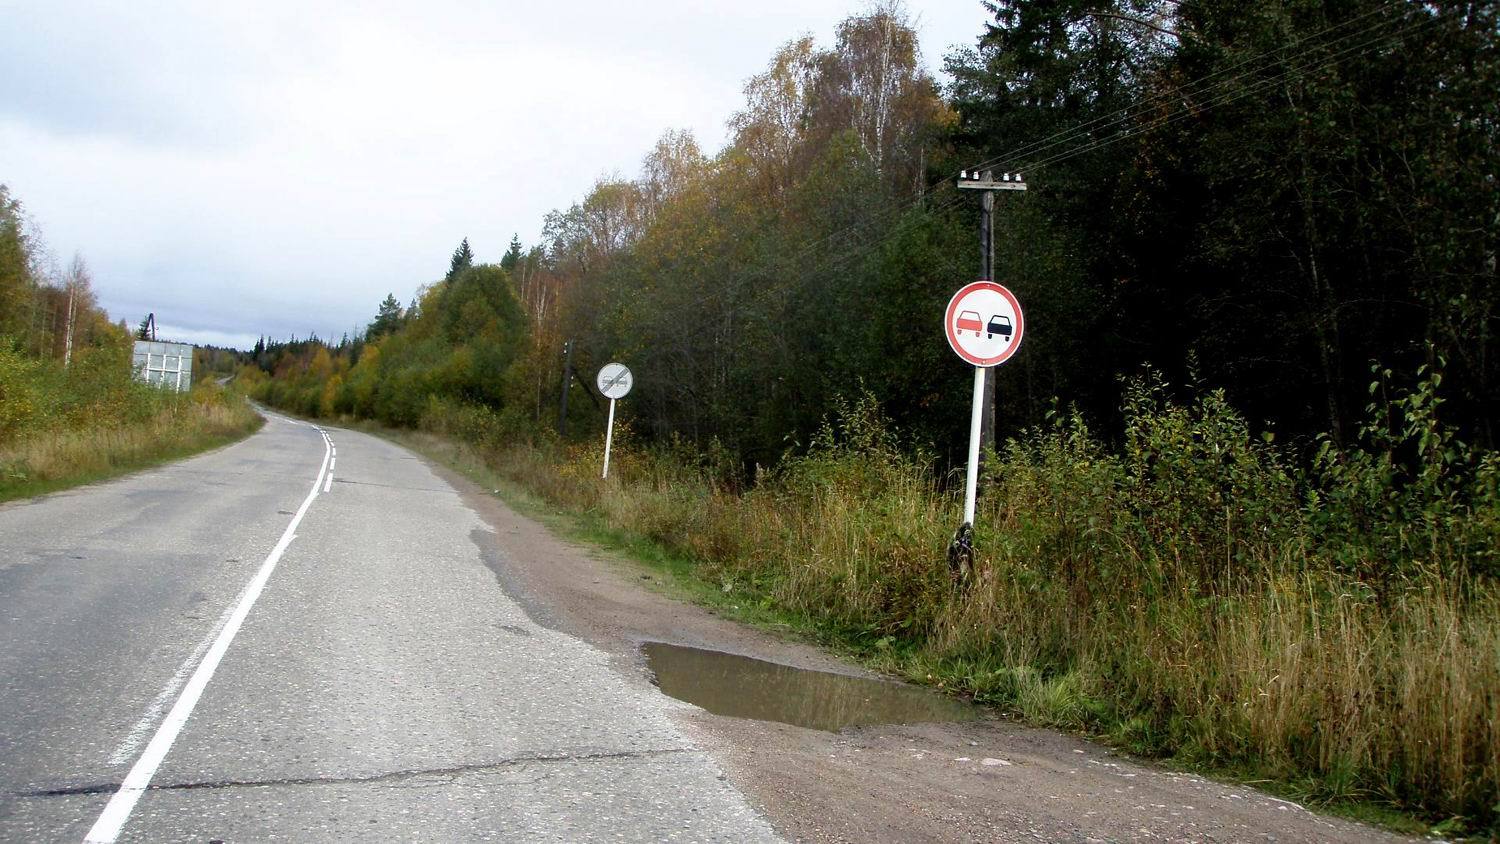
(0, 413, 777, 842)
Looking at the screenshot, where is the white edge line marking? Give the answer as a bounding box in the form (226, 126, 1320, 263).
(84, 432, 331, 844)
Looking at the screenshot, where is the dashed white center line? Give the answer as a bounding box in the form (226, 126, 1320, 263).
(323, 432, 336, 492)
(314, 428, 338, 493)
(83, 424, 332, 844)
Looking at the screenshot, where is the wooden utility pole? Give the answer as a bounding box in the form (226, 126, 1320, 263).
(557, 338, 574, 436)
(947, 169, 1027, 585)
(957, 170, 1027, 456)
(979, 189, 995, 450)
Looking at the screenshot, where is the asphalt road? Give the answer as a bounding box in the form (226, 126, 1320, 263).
(0, 413, 777, 842)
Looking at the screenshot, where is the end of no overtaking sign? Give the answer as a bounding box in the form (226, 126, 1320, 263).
(597, 362, 633, 399)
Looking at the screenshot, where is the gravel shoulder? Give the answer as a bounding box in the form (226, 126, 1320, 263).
(426, 451, 1413, 844)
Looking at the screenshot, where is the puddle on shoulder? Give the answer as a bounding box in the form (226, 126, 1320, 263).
(642, 641, 978, 732)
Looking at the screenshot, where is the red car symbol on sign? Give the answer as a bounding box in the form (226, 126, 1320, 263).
(956, 310, 983, 336)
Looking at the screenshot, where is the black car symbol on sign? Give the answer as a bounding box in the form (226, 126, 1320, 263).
(986, 315, 1012, 340)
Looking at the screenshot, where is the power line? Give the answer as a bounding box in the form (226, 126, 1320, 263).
(590, 0, 1439, 341)
(1013, 7, 1444, 175)
(738, 0, 1429, 289)
(963, 0, 1424, 177)
(778, 4, 1443, 291)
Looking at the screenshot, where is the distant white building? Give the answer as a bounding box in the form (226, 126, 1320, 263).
(131, 340, 194, 392)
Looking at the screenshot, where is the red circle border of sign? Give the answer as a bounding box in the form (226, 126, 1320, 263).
(944, 280, 1024, 367)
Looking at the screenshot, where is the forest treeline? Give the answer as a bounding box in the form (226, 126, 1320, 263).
(0, 185, 119, 370)
(0, 184, 258, 496)
(247, 1, 1498, 829)
(251, 0, 1496, 468)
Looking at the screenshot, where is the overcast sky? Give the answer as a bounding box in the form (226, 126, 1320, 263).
(1, 1, 992, 349)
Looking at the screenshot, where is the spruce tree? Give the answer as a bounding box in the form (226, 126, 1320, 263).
(366, 293, 404, 340)
(446, 237, 474, 282)
(501, 234, 523, 271)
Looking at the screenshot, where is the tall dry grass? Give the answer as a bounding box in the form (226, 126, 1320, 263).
(315, 376, 1500, 831)
(1, 342, 262, 498)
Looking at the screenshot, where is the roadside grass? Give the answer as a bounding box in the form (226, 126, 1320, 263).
(0, 383, 262, 503)
(279, 374, 1497, 839)
(364, 422, 1483, 840)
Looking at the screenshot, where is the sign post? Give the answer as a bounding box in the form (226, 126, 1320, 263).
(596, 363, 633, 479)
(943, 280, 1025, 581)
(963, 366, 986, 526)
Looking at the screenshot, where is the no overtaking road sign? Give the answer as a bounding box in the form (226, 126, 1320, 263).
(944, 281, 1024, 367)
(944, 279, 1026, 569)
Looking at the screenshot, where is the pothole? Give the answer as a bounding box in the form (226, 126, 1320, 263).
(642, 641, 978, 732)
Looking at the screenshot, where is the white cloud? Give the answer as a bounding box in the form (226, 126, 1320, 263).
(0, 1, 991, 350)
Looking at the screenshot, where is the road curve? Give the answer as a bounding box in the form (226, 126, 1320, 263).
(0, 412, 776, 842)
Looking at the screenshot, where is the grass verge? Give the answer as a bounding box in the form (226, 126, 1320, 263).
(366, 423, 1471, 840)
(0, 386, 263, 503)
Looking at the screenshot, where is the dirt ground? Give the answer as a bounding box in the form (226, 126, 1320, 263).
(437, 459, 1414, 844)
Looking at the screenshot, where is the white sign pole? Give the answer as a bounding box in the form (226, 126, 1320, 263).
(596, 362, 633, 480)
(602, 398, 617, 480)
(962, 365, 985, 525)
(944, 281, 1024, 579)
